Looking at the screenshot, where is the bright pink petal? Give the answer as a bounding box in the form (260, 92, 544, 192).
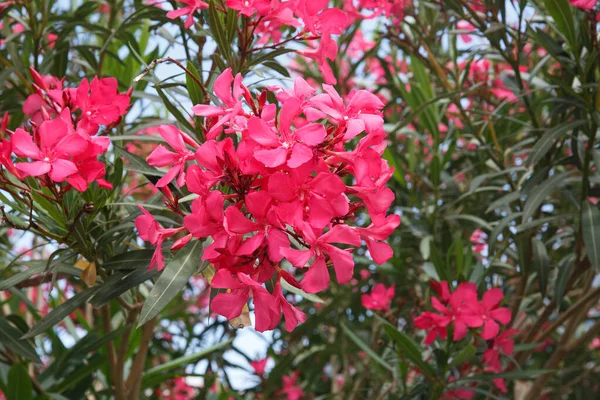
(287, 143, 313, 168)
(254, 146, 288, 167)
(301, 257, 330, 293)
(15, 161, 51, 177)
(49, 159, 78, 181)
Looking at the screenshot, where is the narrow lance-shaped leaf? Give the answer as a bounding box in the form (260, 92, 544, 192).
(185, 61, 204, 106)
(532, 238, 550, 298)
(382, 324, 437, 378)
(528, 120, 585, 166)
(0, 317, 41, 362)
(138, 240, 205, 327)
(6, 363, 33, 400)
(582, 202, 600, 270)
(554, 254, 575, 305)
(523, 171, 573, 222)
(23, 285, 101, 338)
(543, 0, 576, 47)
(143, 338, 233, 379)
(340, 322, 393, 373)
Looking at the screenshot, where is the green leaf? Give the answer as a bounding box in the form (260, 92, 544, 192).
(554, 254, 575, 304)
(0, 317, 40, 362)
(448, 343, 476, 369)
(486, 191, 521, 214)
(154, 85, 195, 133)
(456, 369, 554, 382)
(532, 238, 550, 297)
(582, 202, 600, 270)
(528, 120, 585, 166)
(382, 147, 407, 187)
(0, 264, 45, 290)
(143, 339, 232, 380)
(544, 0, 576, 47)
(207, 1, 232, 65)
(113, 146, 162, 177)
(444, 214, 493, 231)
(186, 61, 204, 105)
(382, 324, 437, 378)
(280, 278, 325, 304)
(340, 322, 393, 373)
(102, 249, 157, 270)
(23, 286, 101, 338)
(6, 364, 32, 400)
(91, 268, 159, 308)
(523, 171, 573, 222)
(138, 240, 205, 327)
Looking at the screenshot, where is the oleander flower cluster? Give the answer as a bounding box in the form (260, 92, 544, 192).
(166, 0, 408, 84)
(0, 68, 130, 192)
(416, 281, 518, 395)
(135, 68, 400, 332)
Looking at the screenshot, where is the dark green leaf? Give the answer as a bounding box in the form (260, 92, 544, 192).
(143, 338, 232, 379)
(582, 202, 600, 270)
(554, 254, 574, 304)
(523, 171, 573, 222)
(91, 268, 159, 308)
(0, 317, 40, 362)
(449, 343, 476, 369)
(23, 286, 101, 338)
(532, 238, 550, 297)
(6, 364, 32, 400)
(382, 324, 437, 377)
(544, 0, 576, 47)
(528, 120, 585, 166)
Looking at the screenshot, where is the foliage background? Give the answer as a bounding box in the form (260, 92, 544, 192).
(1, 0, 600, 399)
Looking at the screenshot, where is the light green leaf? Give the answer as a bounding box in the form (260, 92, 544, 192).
(340, 322, 393, 373)
(280, 278, 325, 304)
(138, 240, 205, 327)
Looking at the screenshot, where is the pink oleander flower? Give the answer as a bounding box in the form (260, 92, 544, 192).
(137, 74, 397, 333)
(226, 0, 271, 17)
(483, 328, 519, 392)
(47, 33, 58, 49)
(76, 77, 130, 134)
(279, 371, 304, 400)
(146, 125, 196, 187)
(166, 0, 209, 28)
(570, 0, 596, 10)
(456, 20, 475, 43)
(192, 68, 250, 139)
(361, 283, 395, 311)
(415, 282, 512, 343)
(11, 119, 88, 182)
(248, 110, 326, 168)
(250, 358, 269, 376)
(135, 206, 187, 271)
(0, 138, 20, 178)
(470, 228, 488, 256)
